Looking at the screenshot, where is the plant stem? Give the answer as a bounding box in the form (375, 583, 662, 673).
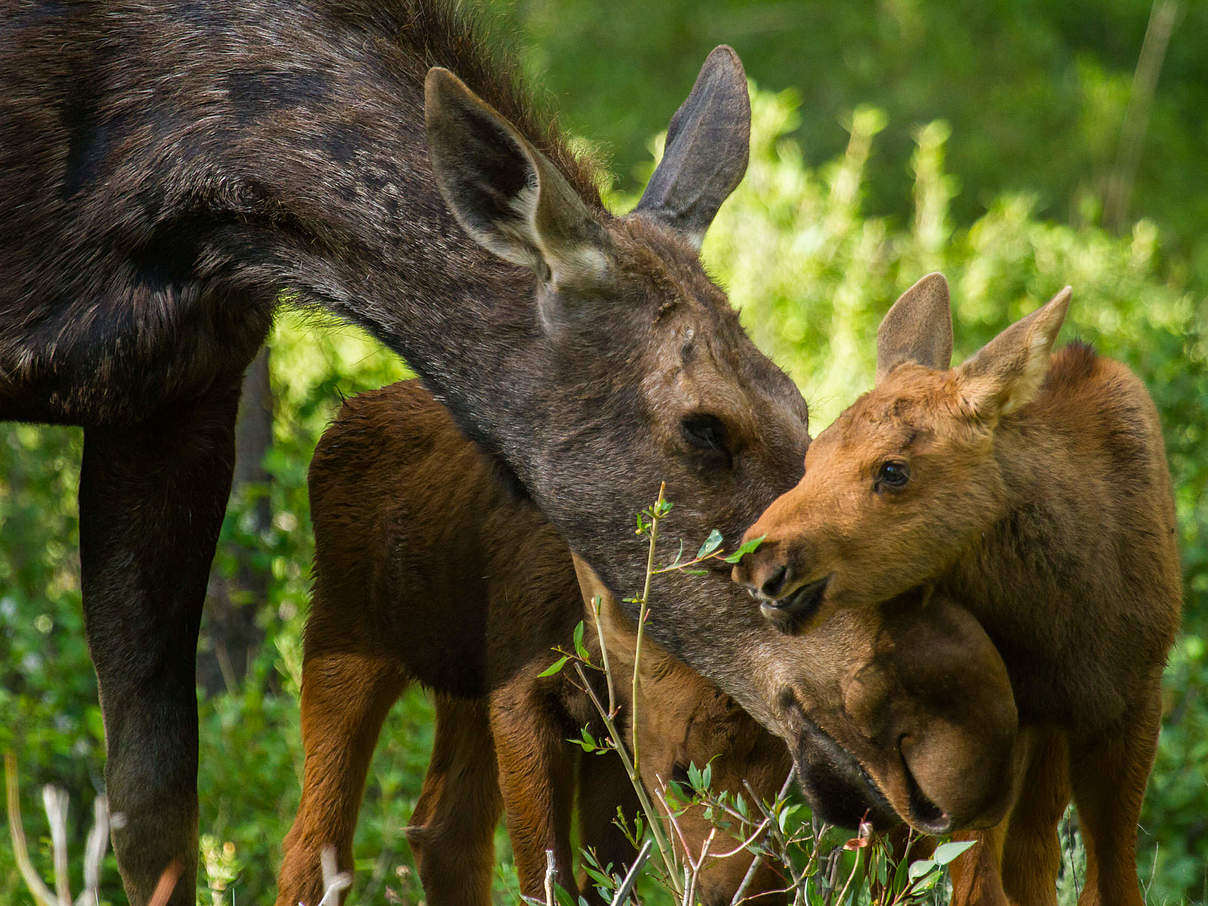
(631, 481, 665, 784)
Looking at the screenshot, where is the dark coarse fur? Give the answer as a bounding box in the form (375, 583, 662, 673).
(0, 3, 848, 904)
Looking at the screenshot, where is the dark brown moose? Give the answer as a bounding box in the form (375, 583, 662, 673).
(277, 380, 1020, 905)
(0, 0, 1016, 898)
(734, 274, 1182, 905)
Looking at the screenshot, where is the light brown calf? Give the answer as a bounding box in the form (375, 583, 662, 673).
(734, 274, 1182, 906)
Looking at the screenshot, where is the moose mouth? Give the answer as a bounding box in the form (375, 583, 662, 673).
(784, 698, 953, 834)
(759, 576, 829, 632)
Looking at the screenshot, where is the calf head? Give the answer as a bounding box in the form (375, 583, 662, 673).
(734, 273, 1071, 620)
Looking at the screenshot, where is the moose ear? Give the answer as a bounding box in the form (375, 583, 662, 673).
(424, 68, 610, 293)
(633, 46, 750, 248)
(875, 273, 954, 383)
(957, 287, 1072, 419)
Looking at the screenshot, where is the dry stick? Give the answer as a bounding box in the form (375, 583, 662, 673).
(543, 849, 556, 906)
(1103, 0, 1180, 231)
(5, 752, 59, 906)
(609, 839, 654, 906)
(43, 785, 72, 906)
(77, 795, 110, 906)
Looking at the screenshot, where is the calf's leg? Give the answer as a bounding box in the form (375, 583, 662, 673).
(999, 727, 1070, 906)
(1070, 686, 1163, 906)
(79, 380, 243, 906)
(490, 681, 577, 899)
(406, 695, 503, 906)
(277, 639, 408, 906)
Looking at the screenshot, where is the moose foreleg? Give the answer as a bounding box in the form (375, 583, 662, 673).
(1070, 686, 1163, 906)
(78, 381, 243, 906)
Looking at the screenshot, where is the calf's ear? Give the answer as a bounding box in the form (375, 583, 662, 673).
(425, 68, 611, 294)
(875, 273, 954, 382)
(634, 46, 750, 249)
(957, 287, 1072, 420)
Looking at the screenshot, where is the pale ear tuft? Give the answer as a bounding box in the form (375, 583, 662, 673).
(875, 273, 954, 383)
(958, 286, 1072, 419)
(424, 67, 611, 293)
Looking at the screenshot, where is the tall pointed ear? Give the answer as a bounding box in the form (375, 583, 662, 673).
(957, 287, 1072, 419)
(633, 46, 750, 248)
(424, 68, 610, 290)
(875, 273, 954, 383)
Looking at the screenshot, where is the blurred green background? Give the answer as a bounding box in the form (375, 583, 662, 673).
(2, 0, 1205, 902)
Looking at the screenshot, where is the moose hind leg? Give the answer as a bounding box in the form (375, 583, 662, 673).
(1069, 687, 1162, 906)
(406, 695, 502, 906)
(78, 381, 243, 906)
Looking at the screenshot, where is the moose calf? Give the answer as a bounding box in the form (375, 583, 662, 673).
(278, 379, 1022, 905)
(735, 274, 1182, 905)
(276, 380, 793, 906)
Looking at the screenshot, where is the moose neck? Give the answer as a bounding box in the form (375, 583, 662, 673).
(168, 3, 598, 481)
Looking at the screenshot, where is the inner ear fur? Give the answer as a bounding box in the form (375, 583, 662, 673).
(957, 286, 1072, 418)
(424, 67, 610, 288)
(875, 273, 954, 383)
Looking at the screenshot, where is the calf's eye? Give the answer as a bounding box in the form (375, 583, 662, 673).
(875, 460, 910, 491)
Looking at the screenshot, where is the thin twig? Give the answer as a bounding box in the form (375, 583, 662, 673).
(5, 752, 58, 906)
(543, 849, 556, 906)
(572, 662, 679, 888)
(609, 839, 653, 906)
(630, 481, 667, 783)
(589, 595, 618, 718)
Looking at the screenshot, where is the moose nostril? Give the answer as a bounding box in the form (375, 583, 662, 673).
(760, 564, 788, 598)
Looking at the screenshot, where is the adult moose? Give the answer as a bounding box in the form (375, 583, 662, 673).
(0, 1, 954, 901)
(278, 379, 1019, 906)
(734, 275, 1182, 905)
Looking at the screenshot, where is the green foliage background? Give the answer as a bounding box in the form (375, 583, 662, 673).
(2, 1, 1205, 902)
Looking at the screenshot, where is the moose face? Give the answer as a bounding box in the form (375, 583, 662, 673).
(733, 273, 1071, 625)
(426, 50, 1018, 833)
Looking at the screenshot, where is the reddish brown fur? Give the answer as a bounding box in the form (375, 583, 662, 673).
(279, 380, 1022, 905)
(735, 276, 1182, 905)
(276, 380, 793, 906)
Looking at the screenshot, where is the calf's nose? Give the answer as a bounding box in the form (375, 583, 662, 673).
(732, 551, 792, 599)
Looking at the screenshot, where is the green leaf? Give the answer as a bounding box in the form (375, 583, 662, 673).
(538, 655, 569, 677)
(907, 858, 937, 882)
(681, 568, 709, 576)
(697, 529, 724, 559)
(933, 840, 977, 864)
(573, 621, 589, 659)
(722, 534, 766, 563)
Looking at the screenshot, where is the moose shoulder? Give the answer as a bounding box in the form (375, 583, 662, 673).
(735, 274, 1182, 905)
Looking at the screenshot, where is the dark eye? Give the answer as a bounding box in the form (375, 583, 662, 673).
(681, 414, 732, 468)
(875, 460, 910, 491)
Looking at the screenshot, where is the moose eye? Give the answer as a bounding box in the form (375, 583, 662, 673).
(681, 414, 732, 468)
(875, 460, 910, 491)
